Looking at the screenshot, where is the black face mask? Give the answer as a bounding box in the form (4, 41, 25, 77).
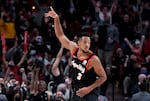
(14, 96, 21, 101)
(8, 64, 15, 68)
(55, 96, 64, 101)
(27, 76, 31, 81)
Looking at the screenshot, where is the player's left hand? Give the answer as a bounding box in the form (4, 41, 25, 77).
(76, 87, 92, 97)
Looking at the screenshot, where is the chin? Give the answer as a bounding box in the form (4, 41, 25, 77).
(82, 49, 89, 53)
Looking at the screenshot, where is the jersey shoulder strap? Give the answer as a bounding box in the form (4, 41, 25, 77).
(72, 48, 79, 56)
(87, 52, 94, 61)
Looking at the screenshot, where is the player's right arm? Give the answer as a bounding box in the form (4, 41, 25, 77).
(45, 7, 78, 54)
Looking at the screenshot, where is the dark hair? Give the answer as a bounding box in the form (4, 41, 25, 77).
(54, 94, 64, 101)
(138, 80, 147, 91)
(78, 32, 90, 40)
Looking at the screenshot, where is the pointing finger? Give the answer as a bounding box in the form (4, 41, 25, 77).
(50, 6, 54, 11)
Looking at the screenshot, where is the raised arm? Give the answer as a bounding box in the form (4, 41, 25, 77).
(20, 68, 27, 83)
(110, 0, 118, 15)
(139, 35, 145, 52)
(2, 48, 7, 70)
(51, 46, 64, 76)
(124, 38, 134, 50)
(30, 70, 35, 94)
(4, 66, 11, 82)
(45, 7, 77, 53)
(124, 55, 129, 67)
(17, 51, 27, 67)
(30, 68, 39, 95)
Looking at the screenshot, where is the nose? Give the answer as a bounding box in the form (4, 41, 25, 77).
(85, 42, 90, 47)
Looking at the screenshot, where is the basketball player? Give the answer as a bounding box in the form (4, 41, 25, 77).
(45, 7, 107, 101)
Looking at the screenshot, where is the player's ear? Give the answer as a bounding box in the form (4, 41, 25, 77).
(77, 39, 81, 45)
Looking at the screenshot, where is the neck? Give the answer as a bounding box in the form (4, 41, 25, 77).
(78, 49, 90, 58)
(81, 49, 89, 54)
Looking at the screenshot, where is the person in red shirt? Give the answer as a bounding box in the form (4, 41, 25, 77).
(124, 35, 145, 68)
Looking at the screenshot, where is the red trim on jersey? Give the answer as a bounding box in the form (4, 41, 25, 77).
(71, 47, 79, 57)
(77, 51, 93, 61)
(86, 55, 95, 70)
(72, 48, 94, 70)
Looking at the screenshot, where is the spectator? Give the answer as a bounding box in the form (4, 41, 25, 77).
(124, 35, 145, 69)
(0, 0, 150, 100)
(143, 28, 150, 56)
(30, 68, 50, 101)
(112, 47, 127, 88)
(0, 10, 16, 48)
(91, 0, 117, 25)
(130, 80, 150, 101)
(97, 17, 119, 96)
(118, 14, 135, 51)
(50, 46, 65, 93)
(0, 93, 8, 101)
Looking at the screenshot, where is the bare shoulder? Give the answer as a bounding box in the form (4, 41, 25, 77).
(88, 55, 102, 69)
(90, 55, 101, 63)
(70, 43, 78, 55)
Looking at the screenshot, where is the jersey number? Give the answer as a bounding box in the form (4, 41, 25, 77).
(77, 73, 82, 80)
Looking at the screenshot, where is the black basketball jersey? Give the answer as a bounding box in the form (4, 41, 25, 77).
(70, 48, 97, 91)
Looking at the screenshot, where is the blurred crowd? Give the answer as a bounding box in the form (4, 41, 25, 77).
(0, 0, 150, 101)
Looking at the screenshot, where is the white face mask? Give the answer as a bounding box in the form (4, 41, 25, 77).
(135, 39, 140, 47)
